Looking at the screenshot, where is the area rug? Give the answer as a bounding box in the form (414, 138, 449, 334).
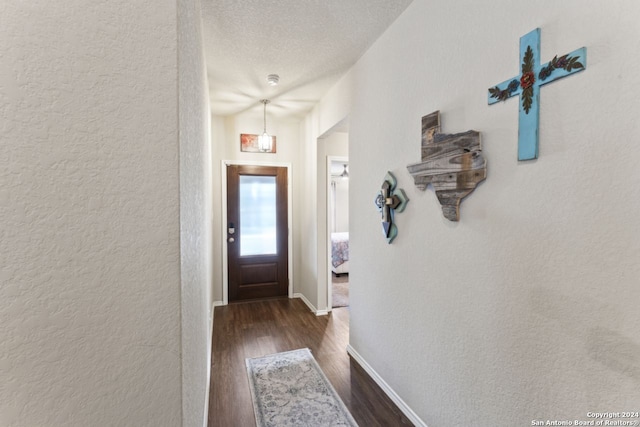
(332, 274, 349, 308)
(246, 348, 358, 427)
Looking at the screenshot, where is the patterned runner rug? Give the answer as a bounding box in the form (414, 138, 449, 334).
(246, 348, 358, 427)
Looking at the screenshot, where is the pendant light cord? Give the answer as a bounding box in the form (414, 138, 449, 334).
(261, 99, 270, 134)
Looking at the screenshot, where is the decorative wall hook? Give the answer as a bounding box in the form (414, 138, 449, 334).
(374, 171, 409, 244)
(407, 111, 486, 221)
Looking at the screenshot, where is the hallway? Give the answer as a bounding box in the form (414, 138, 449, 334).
(207, 298, 412, 426)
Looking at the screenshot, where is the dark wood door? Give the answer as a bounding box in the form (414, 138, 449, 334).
(227, 165, 288, 301)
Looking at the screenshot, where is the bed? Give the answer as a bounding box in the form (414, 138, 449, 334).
(331, 232, 349, 276)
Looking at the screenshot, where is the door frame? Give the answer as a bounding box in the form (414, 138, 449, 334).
(221, 160, 293, 305)
(326, 156, 348, 312)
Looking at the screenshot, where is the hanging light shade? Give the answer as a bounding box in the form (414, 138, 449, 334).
(340, 164, 349, 179)
(258, 99, 272, 152)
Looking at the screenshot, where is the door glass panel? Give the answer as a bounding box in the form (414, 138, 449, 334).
(239, 175, 277, 256)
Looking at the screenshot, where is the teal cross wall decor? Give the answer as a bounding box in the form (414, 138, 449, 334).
(374, 172, 409, 244)
(488, 28, 586, 161)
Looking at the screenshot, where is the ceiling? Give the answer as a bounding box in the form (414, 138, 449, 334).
(201, 0, 413, 120)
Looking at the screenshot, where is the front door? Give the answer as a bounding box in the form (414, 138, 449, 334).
(227, 165, 288, 302)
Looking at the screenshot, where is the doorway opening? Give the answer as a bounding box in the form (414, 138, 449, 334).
(317, 120, 349, 314)
(327, 157, 349, 309)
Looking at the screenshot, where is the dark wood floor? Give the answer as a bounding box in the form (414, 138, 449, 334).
(207, 297, 413, 426)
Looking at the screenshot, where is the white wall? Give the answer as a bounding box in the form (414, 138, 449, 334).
(0, 1, 184, 426)
(210, 115, 226, 304)
(178, 0, 212, 425)
(315, 0, 640, 425)
(294, 77, 355, 311)
(295, 114, 320, 308)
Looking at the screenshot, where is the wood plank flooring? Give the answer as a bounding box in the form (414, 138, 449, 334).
(207, 298, 413, 426)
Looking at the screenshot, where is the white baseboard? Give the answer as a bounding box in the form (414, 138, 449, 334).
(213, 300, 225, 307)
(346, 345, 427, 427)
(293, 293, 328, 316)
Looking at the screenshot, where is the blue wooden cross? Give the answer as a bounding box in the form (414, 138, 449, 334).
(488, 28, 586, 160)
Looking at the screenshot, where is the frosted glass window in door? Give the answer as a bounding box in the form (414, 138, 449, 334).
(239, 175, 277, 256)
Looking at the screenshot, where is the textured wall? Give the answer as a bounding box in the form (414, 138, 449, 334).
(297, 75, 354, 310)
(0, 1, 182, 426)
(295, 114, 320, 307)
(324, 0, 640, 426)
(210, 115, 226, 304)
(178, 0, 212, 425)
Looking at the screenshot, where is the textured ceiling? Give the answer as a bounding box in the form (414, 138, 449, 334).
(201, 0, 413, 120)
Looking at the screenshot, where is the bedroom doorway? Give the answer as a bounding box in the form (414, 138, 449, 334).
(328, 157, 349, 309)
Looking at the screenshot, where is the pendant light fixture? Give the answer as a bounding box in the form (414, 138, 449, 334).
(258, 99, 272, 152)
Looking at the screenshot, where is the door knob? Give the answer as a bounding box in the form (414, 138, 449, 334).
(228, 237, 235, 243)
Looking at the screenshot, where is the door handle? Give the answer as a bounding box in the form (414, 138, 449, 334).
(228, 237, 235, 243)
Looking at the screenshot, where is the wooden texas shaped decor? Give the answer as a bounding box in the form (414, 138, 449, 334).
(406, 111, 486, 221)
